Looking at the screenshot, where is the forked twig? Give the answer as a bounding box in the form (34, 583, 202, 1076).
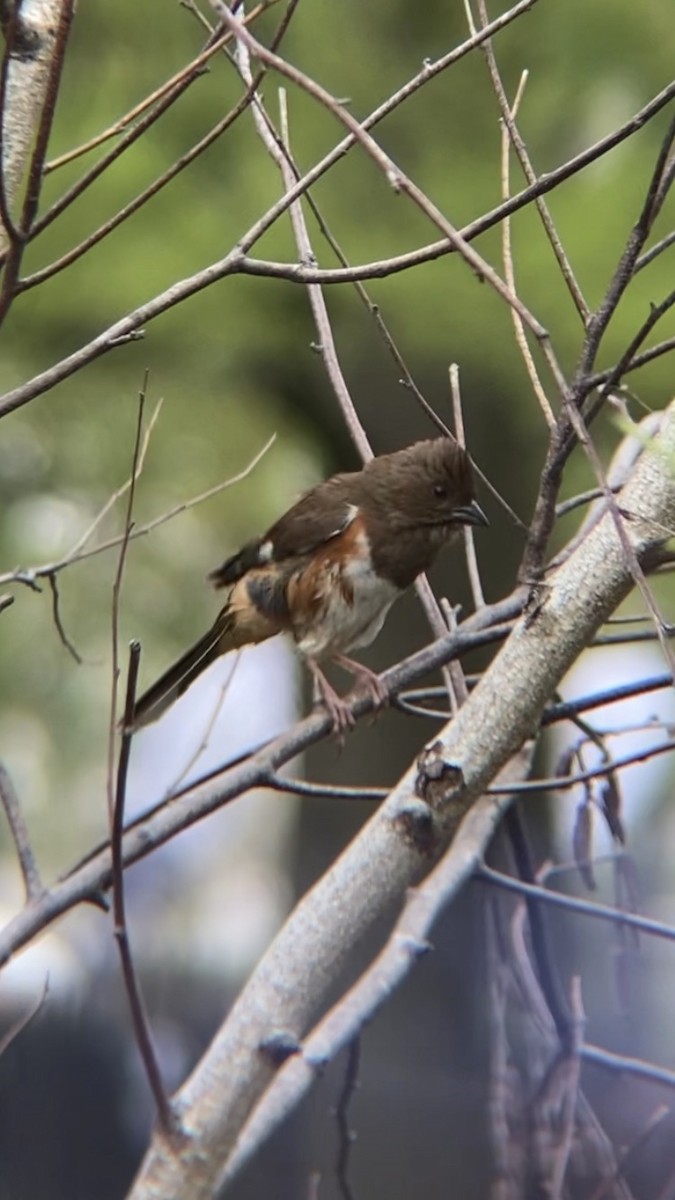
(46, 571, 83, 663)
(0, 433, 276, 590)
(472, 0, 589, 322)
(106, 379, 175, 1132)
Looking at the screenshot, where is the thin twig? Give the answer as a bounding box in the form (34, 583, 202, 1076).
(588, 1105, 670, 1200)
(219, 750, 532, 1189)
(575, 114, 675, 390)
(166, 650, 243, 795)
(473, 0, 589, 321)
(585, 335, 675, 391)
(543, 976, 584, 1200)
(449, 365, 486, 608)
(541, 673, 674, 724)
(107, 380, 147, 818)
(214, 0, 564, 373)
(18, 0, 301, 292)
(63, 398, 163, 563)
(591, 288, 675, 409)
(486, 736, 675, 795)
(335, 1039, 360, 1200)
(636, 230, 675, 273)
(44, 27, 232, 172)
(46, 571, 83, 663)
(0, 977, 49, 1056)
(0, 762, 43, 901)
(555, 487, 620, 518)
(271, 87, 461, 704)
(0, 605, 521, 965)
(106, 379, 174, 1131)
(265, 774, 387, 802)
(2, 79, 674, 420)
(0, 433, 276, 589)
(274, 89, 369, 462)
(581, 1043, 675, 1092)
(496, 68, 557, 429)
(111, 641, 175, 1133)
(477, 864, 675, 944)
(16, 4, 269, 249)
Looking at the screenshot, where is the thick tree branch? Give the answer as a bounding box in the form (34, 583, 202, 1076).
(220, 748, 533, 1189)
(127, 408, 675, 1199)
(0, 608, 517, 967)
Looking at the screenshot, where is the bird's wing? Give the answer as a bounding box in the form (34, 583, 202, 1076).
(209, 472, 361, 588)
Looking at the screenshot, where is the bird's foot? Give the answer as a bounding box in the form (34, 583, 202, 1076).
(309, 661, 356, 736)
(333, 654, 389, 709)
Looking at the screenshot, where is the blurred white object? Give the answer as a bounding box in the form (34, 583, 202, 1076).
(550, 641, 675, 853)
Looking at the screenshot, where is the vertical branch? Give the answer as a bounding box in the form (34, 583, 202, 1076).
(0, 0, 74, 318)
(111, 641, 175, 1134)
(0, 3, 23, 243)
(449, 365, 486, 611)
(334, 1038, 360, 1200)
(274, 86, 464, 706)
(575, 113, 675, 388)
(0, 762, 43, 901)
(0, 0, 62, 246)
(107, 376, 174, 1131)
(497, 72, 556, 430)
(106, 379, 146, 817)
(472, 0, 589, 323)
(545, 976, 584, 1200)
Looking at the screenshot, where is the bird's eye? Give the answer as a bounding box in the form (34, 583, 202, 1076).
(433, 484, 447, 499)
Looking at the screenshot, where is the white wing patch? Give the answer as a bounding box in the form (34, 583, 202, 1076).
(325, 503, 359, 542)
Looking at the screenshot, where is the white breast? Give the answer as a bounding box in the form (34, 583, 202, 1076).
(295, 528, 398, 661)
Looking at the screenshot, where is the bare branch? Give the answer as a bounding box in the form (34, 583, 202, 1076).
(0, 0, 62, 246)
(0, 977, 49, 1056)
(0, 432, 276, 588)
(473, 0, 589, 321)
(46, 570, 82, 663)
(0, 608, 521, 967)
(478, 865, 675, 945)
(334, 1039, 360, 1200)
(1, 77, 673, 420)
(220, 750, 532, 1190)
(111, 641, 176, 1135)
(128, 407, 675, 1199)
(0, 761, 43, 901)
(0, 0, 73, 316)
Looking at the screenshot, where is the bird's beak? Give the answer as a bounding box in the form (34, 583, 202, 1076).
(454, 500, 488, 527)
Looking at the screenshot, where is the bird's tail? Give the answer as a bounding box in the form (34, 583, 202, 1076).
(129, 606, 239, 729)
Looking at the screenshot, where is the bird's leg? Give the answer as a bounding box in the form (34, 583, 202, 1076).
(308, 658, 355, 734)
(332, 654, 389, 708)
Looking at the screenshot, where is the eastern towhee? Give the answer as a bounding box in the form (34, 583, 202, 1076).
(131, 438, 487, 732)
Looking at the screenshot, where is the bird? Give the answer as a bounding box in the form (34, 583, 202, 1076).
(130, 438, 487, 733)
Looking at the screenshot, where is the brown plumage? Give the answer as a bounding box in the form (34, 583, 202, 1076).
(130, 438, 487, 732)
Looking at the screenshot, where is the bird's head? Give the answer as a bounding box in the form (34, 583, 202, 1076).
(361, 439, 487, 531)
